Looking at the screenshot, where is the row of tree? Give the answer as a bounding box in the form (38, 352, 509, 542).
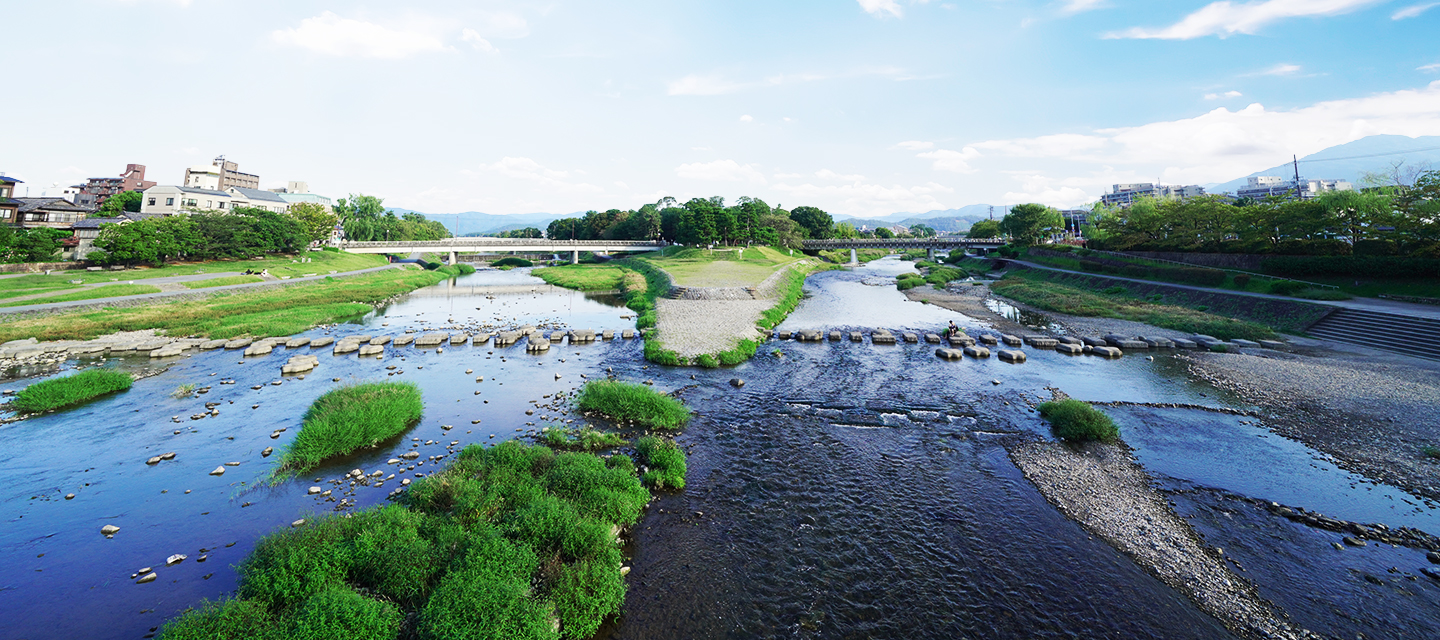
(91, 205, 335, 266)
(534, 197, 840, 249)
(333, 195, 451, 242)
(0, 227, 71, 263)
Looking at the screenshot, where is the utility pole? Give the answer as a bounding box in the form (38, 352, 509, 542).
(989, 206, 994, 220)
(1292, 155, 1303, 200)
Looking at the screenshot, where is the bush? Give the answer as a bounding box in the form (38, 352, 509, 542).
(576, 380, 690, 430)
(276, 586, 403, 640)
(159, 599, 274, 640)
(1101, 286, 1128, 296)
(278, 382, 423, 473)
(1261, 255, 1440, 279)
(540, 427, 627, 451)
(1232, 274, 1251, 288)
(1165, 266, 1226, 287)
(1295, 288, 1352, 301)
(636, 436, 686, 489)
(552, 547, 626, 639)
(11, 368, 133, 413)
(696, 354, 719, 368)
(1038, 400, 1118, 443)
(1079, 260, 1106, 273)
(492, 257, 534, 268)
(1267, 280, 1308, 296)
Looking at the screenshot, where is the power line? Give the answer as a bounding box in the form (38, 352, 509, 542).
(1297, 144, 1440, 164)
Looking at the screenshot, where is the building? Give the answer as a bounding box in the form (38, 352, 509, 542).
(72, 164, 156, 209)
(13, 198, 90, 228)
(1235, 176, 1354, 201)
(139, 185, 293, 215)
(269, 181, 333, 209)
(1098, 183, 1208, 208)
(0, 175, 21, 224)
(184, 156, 260, 191)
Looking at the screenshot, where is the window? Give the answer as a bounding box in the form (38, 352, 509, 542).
(166, 198, 174, 206)
(218, 202, 226, 209)
(148, 198, 156, 206)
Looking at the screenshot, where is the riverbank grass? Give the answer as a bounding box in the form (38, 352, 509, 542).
(534, 265, 628, 291)
(492, 257, 533, 269)
(1038, 400, 1119, 443)
(0, 284, 163, 308)
(182, 275, 264, 289)
(276, 382, 423, 474)
(163, 441, 649, 640)
(636, 436, 686, 489)
(10, 368, 133, 413)
(541, 426, 628, 451)
(577, 380, 690, 430)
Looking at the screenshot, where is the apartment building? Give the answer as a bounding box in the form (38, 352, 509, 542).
(184, 157, 261, 191)
(1235, 176, 1354, 201)
(140, 185, 292, 215)
(1098, 183, 1207, 208)
(72, 164, 156, 209)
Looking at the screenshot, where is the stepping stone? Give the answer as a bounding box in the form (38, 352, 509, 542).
(526, 337, 551, 353)
(369, 336, 392, 345)
(358, 345, 385, 356)
(948, 334, 976, 347)
(1231, 339, 1260, 348)
(799, 330, 823, 342)
(621, 329, 635, 339)
(903, 333, 918, 343)
(69, 344, 107, 355)
(309, 336, 335, 347)
(1024, 336, 1058, 348)
(963, 346, 990, 359)
(570, 330, 596, 343)
(199, 339, 228, 350)
(549, 331, 565, 343)
(1114, 340, 1149, 350)
(349, 335, 373, 343)
(1001, 334, 1022, 347)
(997, 349, 1027, 363)
(1258, 339, 1286, 349)
(136, 340, 171, 352)
(285, 337, 311, 348)
(777, 331, 792, 340)
(1057, 336, 1083, 345)
(935, 348, 964, 361)
(450, 333, 470, 345)
(333, 342, 360, 355)
(978, 334, 998, 346)
(1141, 337, 1174, 348)
(1056, 343, 1084, 355)
(872, 331, 896, 345)
(151, 345, 187, 358)
(392, 334, 415, 346)
(1090, 346, 1123, 358)
(1172, 338, 1198, 349)
(849, 332, 863, 342)
(473, 333, 491, 345)
(224, 338, 252, 349)
(1082, 336, 1109, 347)
(829, 331, 842, 342)
(415, 333, 448, 346)
(924, 334, 941, 344)
(602, 330, 615, 341)
(243, 344, 273, 357)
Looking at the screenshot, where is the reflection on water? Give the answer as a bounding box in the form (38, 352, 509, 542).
(983, 298, 1066, 334)
(781, 258, 985, 332)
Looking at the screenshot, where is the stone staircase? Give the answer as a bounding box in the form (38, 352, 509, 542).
(1306, 308, 1440, 362)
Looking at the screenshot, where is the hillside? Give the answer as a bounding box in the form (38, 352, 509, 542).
(1207, 134, 1440, 194)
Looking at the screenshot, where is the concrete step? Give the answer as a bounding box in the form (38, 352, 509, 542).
(1314, 314, 1440, 338)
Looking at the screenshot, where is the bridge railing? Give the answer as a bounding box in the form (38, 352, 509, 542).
(337, 239, 665, 248)
(801, 238, 1006, 247)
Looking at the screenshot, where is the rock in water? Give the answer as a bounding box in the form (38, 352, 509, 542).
(100, 524, 120, 535)
(209, 466, 226, 476)
(261, 447, 273, 457)
(730, 378, 745, 388)
(166, 554, 187, 565)
(136, 572, 157, 584)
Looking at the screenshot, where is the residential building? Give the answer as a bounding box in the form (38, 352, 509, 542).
(1235, 176, 1355, 201)
(1098, 183, 1208, 208)
(269, 181, 333, 208)
(0, 175, 21, 224)
(14, 198, 90, 228)
(72, 164, 156, 209)
(140, 185, 293, 215)
(184, 156, 260, 191)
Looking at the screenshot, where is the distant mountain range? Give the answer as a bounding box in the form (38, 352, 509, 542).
(386, 209, 576, 236)
(1206, 134, 1440, 194)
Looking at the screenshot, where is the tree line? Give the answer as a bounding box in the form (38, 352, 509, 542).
(334, 195, 451, 242)
(90, 203, 338, 266)
(533, 197, 842, 249)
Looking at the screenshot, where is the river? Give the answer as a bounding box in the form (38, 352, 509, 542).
(2, 258, 1437, 640)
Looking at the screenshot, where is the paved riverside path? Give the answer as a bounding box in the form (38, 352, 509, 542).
(0, 264, 403, 316)
(1005, 258, 1440, 322)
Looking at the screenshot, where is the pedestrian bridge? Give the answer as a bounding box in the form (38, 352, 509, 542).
(802, 238, 1007, 261)
(336, 239, 666, 263)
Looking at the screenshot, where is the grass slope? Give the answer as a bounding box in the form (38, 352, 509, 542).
(0, 266, 456, 343)
(533, 265, 628, 291)
(0, 284, 162, 307)
(11, 368, 133, 413)
(277, 382, 424, 474)
(161, 441, 649, 640)
(0, 251, 385, 297)
(183, 275, 264, 289)
(576, 380, 690, 431)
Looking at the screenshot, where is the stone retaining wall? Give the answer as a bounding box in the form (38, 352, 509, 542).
(1120, 251, 1267, 271)
(0, 261, 85, 274)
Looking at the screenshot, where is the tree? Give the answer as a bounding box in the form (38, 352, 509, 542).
(5, 228, 69, 263)
(289, 202, 338, 244)
(834, 222, 860, 239)
(874, 227, 895, 239)
(1395, 169, 1440, 245)
(757, 213, 804, 249)
(789, 206, 834, 239)
(908, 224, 937, 238)
(1000, 203, 1063, 246)
(1317, 190, 1392, 246)
(97, 191, 143, 217)
(94, 220, 160, 266)
(967, 219, 1002, 239)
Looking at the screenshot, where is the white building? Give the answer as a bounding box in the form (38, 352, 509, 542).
(140, 185, 293, 215)
(269, 181, 333, 209)
(1236, 176, 1354, 201)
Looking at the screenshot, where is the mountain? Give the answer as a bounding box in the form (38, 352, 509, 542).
(833, 204, 998, 223)
(387, 210, 575, 236)
(1207, 135, 1440, 194)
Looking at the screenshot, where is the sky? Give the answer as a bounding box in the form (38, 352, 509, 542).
(4, 0, 1440, 217)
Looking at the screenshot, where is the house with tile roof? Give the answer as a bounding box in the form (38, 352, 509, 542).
(0, 176, 22, 224)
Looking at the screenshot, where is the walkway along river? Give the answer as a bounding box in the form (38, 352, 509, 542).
(1, 259, 1437, 639)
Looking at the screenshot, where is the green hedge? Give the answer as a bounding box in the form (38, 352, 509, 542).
(1260, 255, 1440, 278)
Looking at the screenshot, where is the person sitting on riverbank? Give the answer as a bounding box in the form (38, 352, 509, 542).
(947, 321, 960, 338)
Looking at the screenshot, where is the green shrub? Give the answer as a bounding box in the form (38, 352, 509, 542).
(1295, 288, 1352, 301)
(417, 535, 554, 640)
(278, 382, 423, 474)
(552, 546, 626, 639)
(717, 339, 758, 366)
(636, 436, 686, 489)
(1267, 280, 1308, 296)
(1423, 446, 1440, 460)
(1232, 274, 1251, 288)
(540, 426, 627, 452)
(696, 354, 719, 368)
(159, 599, 274, 640)
(896, 279, 920, 291)
(276, 586, 402, 640)
(1101, 286, 1128, 295)
(1261, 255, 1440, 278)
(576, 379, 690, 430)
(1038, 400, 1118, 443)
(492, 257, 534, 268)
(642, 339, 681, 366)
(11, 368, 133, 413)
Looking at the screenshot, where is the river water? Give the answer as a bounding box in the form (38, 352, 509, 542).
(2, 259, 1437, 640)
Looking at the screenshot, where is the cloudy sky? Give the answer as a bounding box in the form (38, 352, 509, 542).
(5, 0, 1440, 216)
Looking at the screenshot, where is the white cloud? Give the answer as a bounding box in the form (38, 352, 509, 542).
(1249, 63, 1303, 76)
(461, 29, 496, 53)
(272, 12, 451, 59)
(1204, 90, 1244, 100)
(675, 160, 767, 184)
(1420, 63, 1440, 72)
(668, 67, 904, 96)
(1393, 2, 1440, 19)
(739, 114, 753, 123)
(857, 0, 904, 18)
(815, 169, 867, 181)
(1106, 0, 1384, 40)
(1058, 0, 1109, 15)
(969, 81, 1440, 187)
(773, 179, 953, 217)
(892, 140, 934, 150)
(917, 147, 982, 173)
(772, 173, 804, 180)
(474, 12, 529, 39)
(667, 74, 749, 96)
(614, 181, 629, 190)
(467, 157, 602, 192)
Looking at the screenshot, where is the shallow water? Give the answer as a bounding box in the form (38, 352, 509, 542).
(2, 262, 1437, 640)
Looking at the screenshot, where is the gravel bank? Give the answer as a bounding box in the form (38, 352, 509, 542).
(906, 281, 1200, 340)
(654, 298, 772, 358)
(1184, 348, 1440, 503)
(1008, 439, 1317, 640)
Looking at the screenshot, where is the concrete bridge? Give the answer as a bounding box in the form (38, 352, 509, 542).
(802, 238, 1007, 262)
(336, 238, 666, 264)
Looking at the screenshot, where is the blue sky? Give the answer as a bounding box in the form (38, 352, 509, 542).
(5, 0, 1439, 216)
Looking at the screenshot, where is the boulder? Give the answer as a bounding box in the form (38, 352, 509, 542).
(730, 378, 745, 388)
(997, 349, 1026, 363)
(101, 524, 121, 535)
(935, 348, 964, 361)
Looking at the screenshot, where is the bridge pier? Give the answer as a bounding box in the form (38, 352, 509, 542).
(571, 250, 579, 265)
(927, 248, 935, 261)
(448, 251, 457, 265)
(849, 248, 857, 264)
